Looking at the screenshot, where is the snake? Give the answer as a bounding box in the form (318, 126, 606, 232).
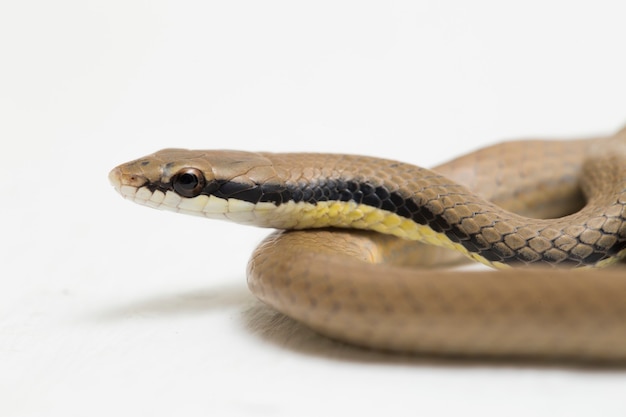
(109, 126, 626, 363)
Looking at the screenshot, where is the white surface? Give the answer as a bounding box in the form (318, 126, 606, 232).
(2, 1, 626, 416)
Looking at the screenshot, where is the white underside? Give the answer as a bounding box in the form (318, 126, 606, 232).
(118, 185, 280, 226)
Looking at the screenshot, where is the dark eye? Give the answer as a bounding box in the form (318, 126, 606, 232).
(172, 168, 206, 198)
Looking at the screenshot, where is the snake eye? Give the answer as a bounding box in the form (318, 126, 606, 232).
(172, 168, 206, 198)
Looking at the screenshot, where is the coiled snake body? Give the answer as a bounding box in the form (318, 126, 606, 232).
(110, 127, 626, 362)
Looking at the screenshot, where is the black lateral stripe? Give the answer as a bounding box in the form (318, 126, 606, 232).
(158, 178, 618, 267)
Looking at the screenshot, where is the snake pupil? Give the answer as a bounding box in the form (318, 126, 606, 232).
(180, 173, 196, 187)
(172, 168, 205, 197)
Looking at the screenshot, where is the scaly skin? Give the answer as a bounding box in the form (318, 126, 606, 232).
(110, 128, 626, 362)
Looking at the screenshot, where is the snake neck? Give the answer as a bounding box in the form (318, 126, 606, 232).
(110, 146, 626, 269)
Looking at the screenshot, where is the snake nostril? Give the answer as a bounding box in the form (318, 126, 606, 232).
(109, 166, 149, 190)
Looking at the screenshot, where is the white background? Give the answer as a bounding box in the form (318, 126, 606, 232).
(2, 1, 626, 416)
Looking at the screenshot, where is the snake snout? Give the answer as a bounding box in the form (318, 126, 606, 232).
(108, 167, 123, 189)
(108, 166, 148, 197)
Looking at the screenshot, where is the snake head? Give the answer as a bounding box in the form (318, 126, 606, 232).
(109, 148, 218, 197)
(109, 149, 283, 224)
